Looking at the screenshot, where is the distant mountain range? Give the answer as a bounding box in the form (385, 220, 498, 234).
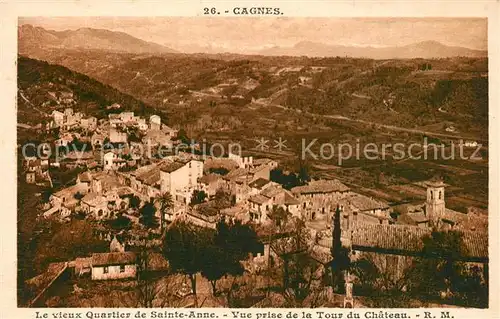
(19, 24, 487, 59)
(18, 24, 178, 55)
(257, 40, 487, 59)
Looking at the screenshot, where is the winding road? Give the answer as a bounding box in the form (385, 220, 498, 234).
(253, 101, 487, 143)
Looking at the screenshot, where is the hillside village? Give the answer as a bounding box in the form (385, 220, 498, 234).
(20, 98, 488, 308)
(16, 21, 489, 309)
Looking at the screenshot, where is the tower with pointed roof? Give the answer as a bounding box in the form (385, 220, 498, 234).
(425, 179, 446, 228)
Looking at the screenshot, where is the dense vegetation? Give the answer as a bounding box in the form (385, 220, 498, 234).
(18, 56, 154, 125)
(19, 50, 488, 138)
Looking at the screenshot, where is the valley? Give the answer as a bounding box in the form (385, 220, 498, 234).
(15, 18, 490, 309)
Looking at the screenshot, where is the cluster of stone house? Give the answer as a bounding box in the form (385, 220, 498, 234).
(34, 149, 489, 307)
(51, 108, 97, 131)
(71, 236, 138, 281)
(33, 106, 488, 293)
(44, 154, 205, 221)
(50, 106, 177, 147)
(23, 157, 52, 186)
(105, 111, 177, 145)
(25, 106, 181, 183)
(170, 152, 400, 237)
(43, 144, 402, 237)
(307, 179, 488, 307)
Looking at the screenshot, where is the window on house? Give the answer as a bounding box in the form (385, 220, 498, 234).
(120, 265, 125, 273)
(103, 266, 109, 274)
(439, 191, 442, 200)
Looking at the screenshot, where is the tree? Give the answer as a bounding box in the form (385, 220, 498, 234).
(68, 137, 91, 152)
(214, 188, 232, 208)
(139, 199, 159, 229)
(129, 195, 141, 209)
(297, 159, 311, 185)
(207, 220, 260, 298)
(136, 249, 155, 308)
(190, 190, 207, 206)
(108, 214, 132, 230)
(177, 128, 190, 144)
(41, 188, 53, 203)
(268, 217, 328, 306)
(164, 219, 260, 302)
(74, 192, 84, 200)
(269, 205, 290, 227)
(134, 248, 188, 308)
(201, 244, 238, 296)
(282, 252, 326, 307)
(33, 220, 108, 273)
(271, 217, 311, 291)
(163, 221, 212, 307)
(330, 205, 351, 292)
(155, 192, 174, 233)
(406, 230, 488, 307)
(209, 167, 229, 175)
(127, 127, 143, 143)
(270, 168, 302, 190)
(350, 253, 414, 307)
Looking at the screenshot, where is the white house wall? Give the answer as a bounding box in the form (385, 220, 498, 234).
(91, 264, 137, 280)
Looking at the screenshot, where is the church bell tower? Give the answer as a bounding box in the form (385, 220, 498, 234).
(425, 179, 446, 228)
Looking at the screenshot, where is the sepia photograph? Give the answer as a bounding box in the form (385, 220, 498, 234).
(15, 16, 489, 309)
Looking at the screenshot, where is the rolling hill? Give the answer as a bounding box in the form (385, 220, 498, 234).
(17, 56, 154, 126)
(17, 44, 488, 142)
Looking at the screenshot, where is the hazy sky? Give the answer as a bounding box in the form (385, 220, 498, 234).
(19, 17, 488, 53)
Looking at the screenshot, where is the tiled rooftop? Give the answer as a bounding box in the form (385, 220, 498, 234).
(253, 158, 275, 166)
(284, 191, 301, 206)
(78, 172, 92, 183)
(351, 223, 429, 253)
(342, 194, 389, 212)
(292, 179, 350, 195)
(158, 160, 186, 173)
(318, 222, 488, 259)
(81, 192, 106, 207)
(91, 252, 137, 266)
(407, 212, 429, 224)
(199, 173, 221, 185)
(249, 194, 271, 205)
(260, 185, 283, 198)
(248, 178, 271, 190)
(116, 186, 135, 197)
(137, 167, 160, 186)
(224, 167, 250, 180)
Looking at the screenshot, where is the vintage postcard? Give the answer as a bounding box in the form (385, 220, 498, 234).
(1, 0, 499, 318)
